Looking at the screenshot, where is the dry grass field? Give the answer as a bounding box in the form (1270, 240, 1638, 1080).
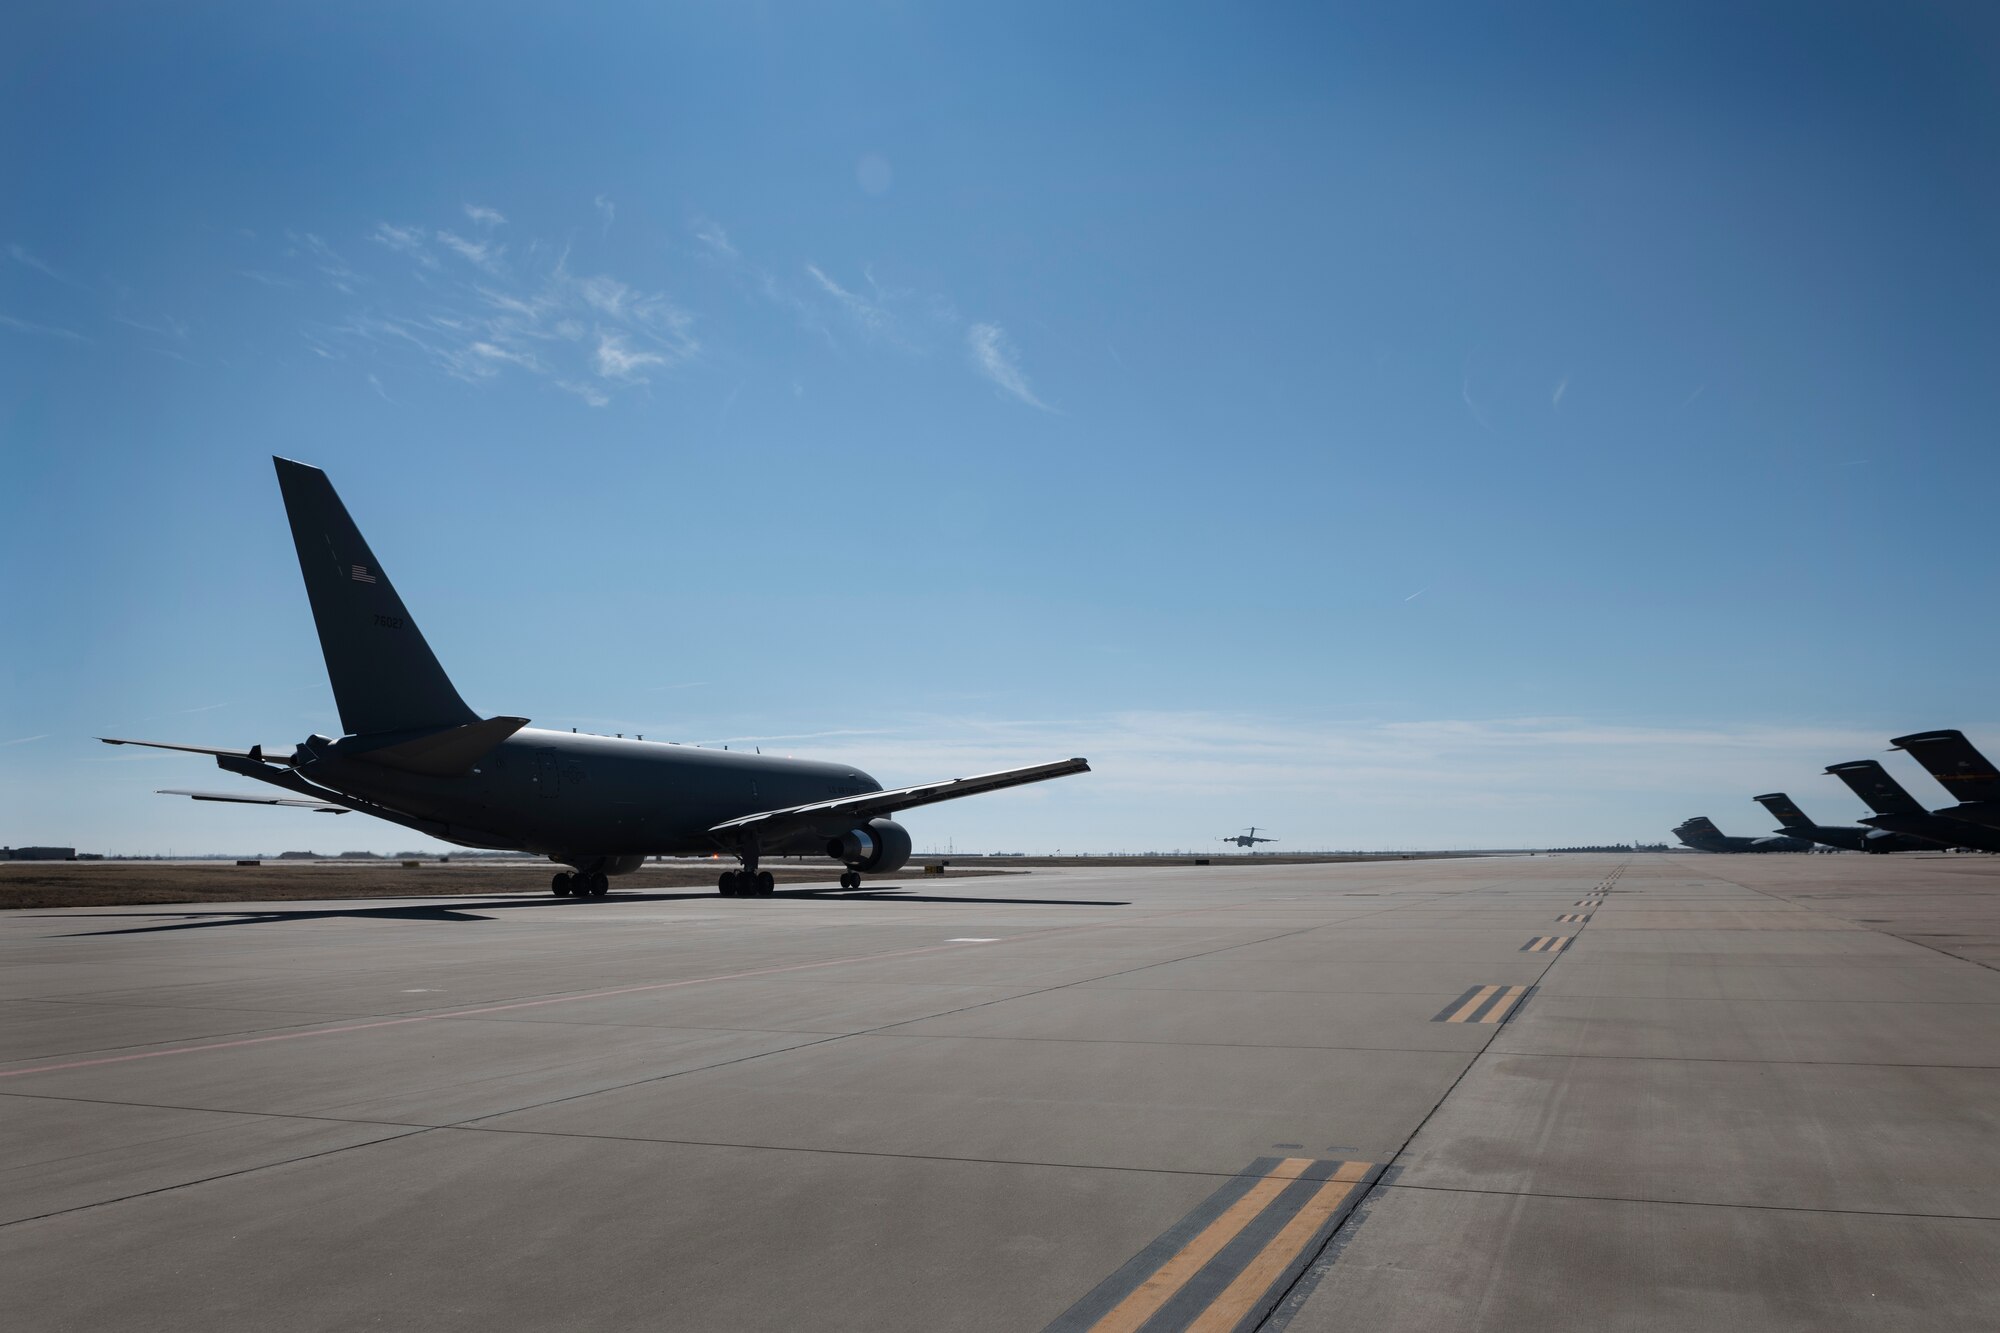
(0, 852, 1496, 911)
(0, 860, 1004, 910)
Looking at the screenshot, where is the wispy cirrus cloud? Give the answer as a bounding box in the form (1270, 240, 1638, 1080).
(8, 243, 87, 291)
(288, 232, 364, 294)
(967, 322, 1048, 409)
(0, 312, 89, 342)
(594, 331, 668, 380)
(298, 204, 698, 405)
(435, 230, 506, 273)
(692, 218, 1051, 410)
(805, 263, 895, 340)
(114, 313, 191, 341)
(370, 223, 437, 268)
(693, 219, 735, 259)
(262, 203, 1052, 411)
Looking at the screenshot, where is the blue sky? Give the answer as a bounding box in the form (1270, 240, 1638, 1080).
(6, 3, 2000, 854)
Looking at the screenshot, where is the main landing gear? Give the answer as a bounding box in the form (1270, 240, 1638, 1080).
(838, 871, 863, 890)
(719, 868, 775, 897)
(552, 871, 609, 898)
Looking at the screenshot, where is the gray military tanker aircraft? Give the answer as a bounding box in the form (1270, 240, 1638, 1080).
(1823, 759, 2000, 852)
(1221, 827, 1275, 849)
(1751, 792, 1939, 853)
(102, 458, 1089, 898)
(1670, 816, 1812, 853)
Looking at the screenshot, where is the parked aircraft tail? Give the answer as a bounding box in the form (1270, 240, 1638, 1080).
(1753, 793, 1813, 830)
(1890, 730, 2000, 803)
(1825, 760, 1929, 816)
(274, 457, 478, 737)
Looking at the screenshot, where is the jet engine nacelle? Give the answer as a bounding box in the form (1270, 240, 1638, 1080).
(826, 818, 912, 873)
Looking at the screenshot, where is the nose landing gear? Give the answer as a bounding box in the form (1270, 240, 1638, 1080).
(839, 871, 863, 890)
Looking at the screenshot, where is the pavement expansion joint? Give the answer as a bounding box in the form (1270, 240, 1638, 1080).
(1043, 1156, 1383, 1333)
(2, 1125, 441, 1230)
(1376, 1179, 2000, 1224)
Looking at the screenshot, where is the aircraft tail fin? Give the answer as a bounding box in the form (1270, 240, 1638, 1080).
(274, 457, 478, 737)
(1677, 816, 1723, 837)
(1826, 760, 1928, 816)
(1890, 730, 2000, 803)
(1753, 793, 1813, 830)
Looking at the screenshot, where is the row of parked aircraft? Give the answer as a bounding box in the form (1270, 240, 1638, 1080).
(1673, 730, 2000, 853)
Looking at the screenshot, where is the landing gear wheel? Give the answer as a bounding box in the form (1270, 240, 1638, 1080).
(587, 872, 610, 897)
(719, 871, 739, 897)
(552, 873, 573, 897)
(756, 870, 775, 896)
(840, 871, 860, 890)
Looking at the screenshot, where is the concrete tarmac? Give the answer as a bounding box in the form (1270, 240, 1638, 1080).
(3, 853, 1998, 1330)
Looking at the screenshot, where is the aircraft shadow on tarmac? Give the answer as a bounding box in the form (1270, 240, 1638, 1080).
(40, 887, 1133, 936)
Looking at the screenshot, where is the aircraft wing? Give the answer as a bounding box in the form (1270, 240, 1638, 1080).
(709, 757, 1090, 839)
(158, 789, 350, 813)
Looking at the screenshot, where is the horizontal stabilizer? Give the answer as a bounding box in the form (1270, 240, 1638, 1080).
(158, 789, 349, 813)
(710, 757, 1091, 839)
(99, 737, 275, 761)
(350, 716, 531, 776)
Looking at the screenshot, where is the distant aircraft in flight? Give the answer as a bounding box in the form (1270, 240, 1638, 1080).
(1221, 827, 1276, 849)
(102, 458, 1089, 898)
(1751, 792, 1939, 853)
(1823, 759, 2000, 852)
(1671, 816, 1812, 853)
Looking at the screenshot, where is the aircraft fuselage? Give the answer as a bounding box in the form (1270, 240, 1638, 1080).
(233, 728, 882, 861)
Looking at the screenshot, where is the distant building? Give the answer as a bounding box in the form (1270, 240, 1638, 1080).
(3, 847, 77, 861)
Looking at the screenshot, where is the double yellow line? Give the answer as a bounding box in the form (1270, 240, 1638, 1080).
(1056, 1158, 1376, 1333)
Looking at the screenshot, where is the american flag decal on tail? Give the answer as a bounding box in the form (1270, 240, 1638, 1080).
(350, 565, 377, 584)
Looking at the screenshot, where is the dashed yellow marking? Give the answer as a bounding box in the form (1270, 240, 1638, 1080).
(1521, 935, 1571, 953)
(1434, 985, 1530, 1023)
(1556, 913, 1589, 923)
(1443, 984, 1500, 1022)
